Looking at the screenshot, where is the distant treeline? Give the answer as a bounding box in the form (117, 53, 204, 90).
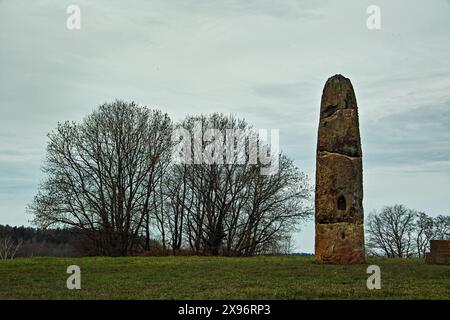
(0, 224, 80, 257)
(0, 224, 162, 257)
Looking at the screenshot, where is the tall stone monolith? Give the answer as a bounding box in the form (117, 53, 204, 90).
(315, 74, 365, 264)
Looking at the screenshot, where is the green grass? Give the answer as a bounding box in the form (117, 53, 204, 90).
(0, 256, 448, 299)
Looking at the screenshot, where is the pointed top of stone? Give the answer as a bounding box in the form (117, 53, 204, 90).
(318, 74, 361, 157)
(327, 74, 350, 83)
(320, 74, 357, 119)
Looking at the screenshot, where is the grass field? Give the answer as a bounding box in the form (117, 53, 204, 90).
(0, 256, 449, 299)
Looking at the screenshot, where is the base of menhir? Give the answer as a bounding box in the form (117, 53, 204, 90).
(315, 222, 365, 264)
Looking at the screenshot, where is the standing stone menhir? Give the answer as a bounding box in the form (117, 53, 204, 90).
(315, 74, 366, 264)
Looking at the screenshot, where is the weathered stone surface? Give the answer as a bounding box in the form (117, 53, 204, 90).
(425, 240, 450, 265)
(315, 223, 365, 264)
(318, 75, 361, 157)
(315, 74, 365, 264)
(316, 153, 363, 225)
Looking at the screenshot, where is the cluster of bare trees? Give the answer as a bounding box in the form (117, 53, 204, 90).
(162, 115, 311, 256)
(29, 101, 312, 256)
(366, 204, 450, 258)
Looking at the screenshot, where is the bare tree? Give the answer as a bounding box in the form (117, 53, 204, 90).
(147, 161, 172, 252)
(228, 156, 311, 256)
(415, 213, 450, 257)
(168, 113, 312, 256)
(415, 212, 434, 258)
(366, 205, 416, 258)
(0, 236, 22, 260)
(29, 101, 172, 256)
(433, 215, 450, 240)
(174, 114, 255, 255)
(367, 206, 450, 258)
(165, 163, 194, 254)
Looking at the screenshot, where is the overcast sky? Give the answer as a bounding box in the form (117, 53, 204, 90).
(1, 0, 450, 252)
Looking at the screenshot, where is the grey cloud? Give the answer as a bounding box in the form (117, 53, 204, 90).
(364, 101, 450, 170)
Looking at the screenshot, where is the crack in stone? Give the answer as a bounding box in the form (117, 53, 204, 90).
(321, 104, 339, 119)
(321, 105, 357, 122)
(318, 150, 361, 159)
